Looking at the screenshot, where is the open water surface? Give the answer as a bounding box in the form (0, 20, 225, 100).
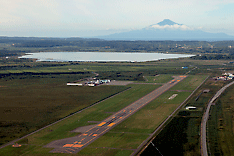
(19, 52, 194, 62)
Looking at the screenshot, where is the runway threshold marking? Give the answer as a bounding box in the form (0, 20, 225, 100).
(63, 144, 74, 147)
(108, 123, 116, 127)
(73, 145, 83, 148)
(98, 122, 106, 126)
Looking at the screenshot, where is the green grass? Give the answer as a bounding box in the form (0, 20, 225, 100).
(86, 75, 202, 155)
(109, 91, 192, 134)
(0, 61, 190, 76)
(0, 74, 128, 145)
(141, 76, 230, 156)
(144, 74, 174, 83)
(0, 84, 160, 155)
(208, 84, 234, 156)
(108, 75, 207, 155)
(88, 133, 149, 149)
(77, 147, 133, 156)
(150, 91, 192, 105)
(170, 75, 208, 91)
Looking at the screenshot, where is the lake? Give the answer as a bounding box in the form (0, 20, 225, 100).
(19, 52, 194, 62)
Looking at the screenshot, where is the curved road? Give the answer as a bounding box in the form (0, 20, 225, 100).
(201, 81, 234, 156)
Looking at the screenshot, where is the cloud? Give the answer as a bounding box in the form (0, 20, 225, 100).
(1, 0, 234, 37)
(149, 24, 194, 30)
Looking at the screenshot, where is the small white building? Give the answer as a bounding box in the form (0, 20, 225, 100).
(67, 83, 83, 86)
(88, 83, 95, 87)
(186, 106, 197, 110)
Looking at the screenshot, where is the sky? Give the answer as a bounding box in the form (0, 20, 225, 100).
(1, 0, 234, 37)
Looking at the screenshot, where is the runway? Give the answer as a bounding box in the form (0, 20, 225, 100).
(46, 76, 186, 154)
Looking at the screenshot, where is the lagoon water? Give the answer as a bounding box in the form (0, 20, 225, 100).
(19, 52, 194, 62)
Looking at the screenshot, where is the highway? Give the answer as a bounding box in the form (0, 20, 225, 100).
(201, 81, 234, 156)
(46, 76, 187, 154)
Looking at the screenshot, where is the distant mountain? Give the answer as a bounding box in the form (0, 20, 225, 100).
(96, 19, 234, 41)
(155, 19, 181, 26)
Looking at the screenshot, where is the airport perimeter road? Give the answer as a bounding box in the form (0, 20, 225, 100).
(201, 81, 234, 156)
(46, 76, 187, 154)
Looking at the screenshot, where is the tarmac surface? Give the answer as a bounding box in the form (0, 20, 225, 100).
(45, 76, 187, 154)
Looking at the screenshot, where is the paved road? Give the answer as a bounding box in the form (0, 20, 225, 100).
(46, 76, 187, 154)
(201, 81, 234, 156)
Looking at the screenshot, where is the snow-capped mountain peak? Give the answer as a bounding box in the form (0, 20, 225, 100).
(147, 19, 193, 30)
(157, 19, 181, 26)
(96, 19, 234, 41)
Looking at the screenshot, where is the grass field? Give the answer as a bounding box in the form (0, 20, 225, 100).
(79, 75, 205, 155)
(1, 56, 232, 156)
(109, 91, 192, 134)
(0, 62, 186, 73)
(0, 74, 129, 145)
(0, 75, 207, 156)
(0, 84, 159, 155)
(144, 74, 174, 83)
(88, 133, 149, 149)
(169, 75, 208, 91)
(0, 58, 197, 77)
(141, 74, 209, 156)
(207, 84, 234, 156)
